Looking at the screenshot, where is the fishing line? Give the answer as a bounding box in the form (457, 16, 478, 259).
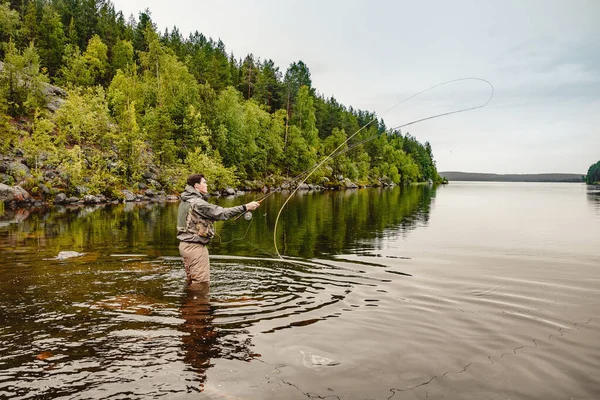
(214, 215, 255, 244)
(271, 78, 494, 260)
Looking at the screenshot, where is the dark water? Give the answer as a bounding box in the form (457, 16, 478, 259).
(0, 183, 599, 399)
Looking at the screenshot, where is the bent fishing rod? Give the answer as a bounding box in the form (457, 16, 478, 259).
(230, 78, 494, 253)
(269, 78, 494, 259)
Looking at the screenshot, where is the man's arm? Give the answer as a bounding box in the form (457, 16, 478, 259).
(197, 200, 260, 221)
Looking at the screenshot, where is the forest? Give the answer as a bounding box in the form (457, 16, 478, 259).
(0, 0, 443, 200)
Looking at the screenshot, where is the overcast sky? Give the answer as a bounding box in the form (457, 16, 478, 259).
(111, 0, 599, 174)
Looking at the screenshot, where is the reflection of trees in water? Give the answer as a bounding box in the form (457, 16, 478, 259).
(1, 186, 436, 260)
(0, 203, 179, 255)
(216, 185, 437, 258)
(587, 186, 600, 212)
(180, 283, 255, 391)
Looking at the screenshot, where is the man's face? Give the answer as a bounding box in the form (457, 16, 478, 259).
(195, 179, 208, 194)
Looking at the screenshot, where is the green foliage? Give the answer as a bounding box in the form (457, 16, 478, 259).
(58, 35, 108, 87)
(55, 86, 113, 147)
(37, 3, 65, 77)
(586, 161, 600, 185)
(0, 1, 443, 194)
(115, 101, 148, 182)
(0, 40, 47, 117)
(184, 149, 237, 192)
(57, 145, 85, 190)
(110, 39, 134, 75)
(0, 1, 20, 46)
(19, 112, 58, 169)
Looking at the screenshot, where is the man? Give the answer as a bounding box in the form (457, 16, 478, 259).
(177, 173, 260, 284)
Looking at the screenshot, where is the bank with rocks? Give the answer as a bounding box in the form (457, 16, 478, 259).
(0, 153, 379, 209)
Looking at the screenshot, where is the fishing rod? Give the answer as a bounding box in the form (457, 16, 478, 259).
(271, 78, 495, 259)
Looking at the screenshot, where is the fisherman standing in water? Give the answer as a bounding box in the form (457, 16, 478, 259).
(177, 174, 260, 284)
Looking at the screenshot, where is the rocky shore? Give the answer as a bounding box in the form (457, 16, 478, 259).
(0, 154, 370, 209)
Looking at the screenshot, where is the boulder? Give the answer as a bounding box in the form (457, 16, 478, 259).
(8, 161, 30, 179)
(143, 172, 158, 181)
(55, 251, 84, 260)
(39, 184, 51, 196)
(0, 183, 31, 203)
(83, 194, 99, 204)
(122, 190, 136, 202)
(0, 173, 11, 184)
(42, 84, 67, 113)
(54, 193, 67, 204)
(343, 178, 358, 189)
(147, 179, 162, 189)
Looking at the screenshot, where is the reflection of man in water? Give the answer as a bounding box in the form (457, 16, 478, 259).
(180, 283, 257, 392)
(177, 173, 260, 284)
(180, 282, 217, 390)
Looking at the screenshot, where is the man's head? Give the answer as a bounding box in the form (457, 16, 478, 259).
(187, 174, 208, 194)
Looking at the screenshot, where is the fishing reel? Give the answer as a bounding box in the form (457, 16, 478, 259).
(243, 211, 253, 220)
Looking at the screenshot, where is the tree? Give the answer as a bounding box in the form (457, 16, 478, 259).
(37, 2, 65, 77)
(0, 40, 47, 117)
(586, 161, 600, 185)
(110, 39, 133, 75)
(0, 1, 20, 49)
(254, 58, 283, 112)
(238, 53, 258, 100)
(83, 34, 108, 85)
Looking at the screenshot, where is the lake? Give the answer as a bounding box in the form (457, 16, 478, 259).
(1, 182, 599, 399)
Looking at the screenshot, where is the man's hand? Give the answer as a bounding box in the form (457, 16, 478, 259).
(245, 201, 260, 211)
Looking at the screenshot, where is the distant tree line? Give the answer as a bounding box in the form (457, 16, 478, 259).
(0, 0, 443, 197)
(440, 172, 585, 183)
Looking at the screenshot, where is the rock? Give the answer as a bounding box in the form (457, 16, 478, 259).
(75, 186, 88, 196)
(83, 194, 99, 204)
(235, 190, 245, 196)
(167, 195, 179, 202)
(147, 179, 162, 189)
(39, 184, 51, 196)
(137, 182, 147, 190)
(0, 173, 11, 184)
(55, 251, 84, 260)
(145, 189, 155, 197)
(143, 172, 158, 181)
(66, 196, 79, 204)
(0, 184, 31, 203)
(14, 148, 24, 157)
(42, 84, 67, 113)
(44, 170, 57, 180)
(8, 161, 30, 179)
(122, 190, 136, 202)
(54, 193, 67, 204)
(298, 183, 310, 190)
(224, 188, 235, 196)
(343, 178, 358, 189)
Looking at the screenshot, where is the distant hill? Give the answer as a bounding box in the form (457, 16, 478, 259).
(439, 171, 584, 183)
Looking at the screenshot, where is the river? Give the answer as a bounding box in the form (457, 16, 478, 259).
(1, 182, 599, 399)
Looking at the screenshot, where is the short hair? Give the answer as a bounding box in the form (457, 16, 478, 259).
(186, 173, 205, 186)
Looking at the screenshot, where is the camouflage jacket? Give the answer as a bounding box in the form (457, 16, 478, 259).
(177, 185, 246, 244)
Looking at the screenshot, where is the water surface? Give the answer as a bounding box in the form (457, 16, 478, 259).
(0, 182, 598, 399)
